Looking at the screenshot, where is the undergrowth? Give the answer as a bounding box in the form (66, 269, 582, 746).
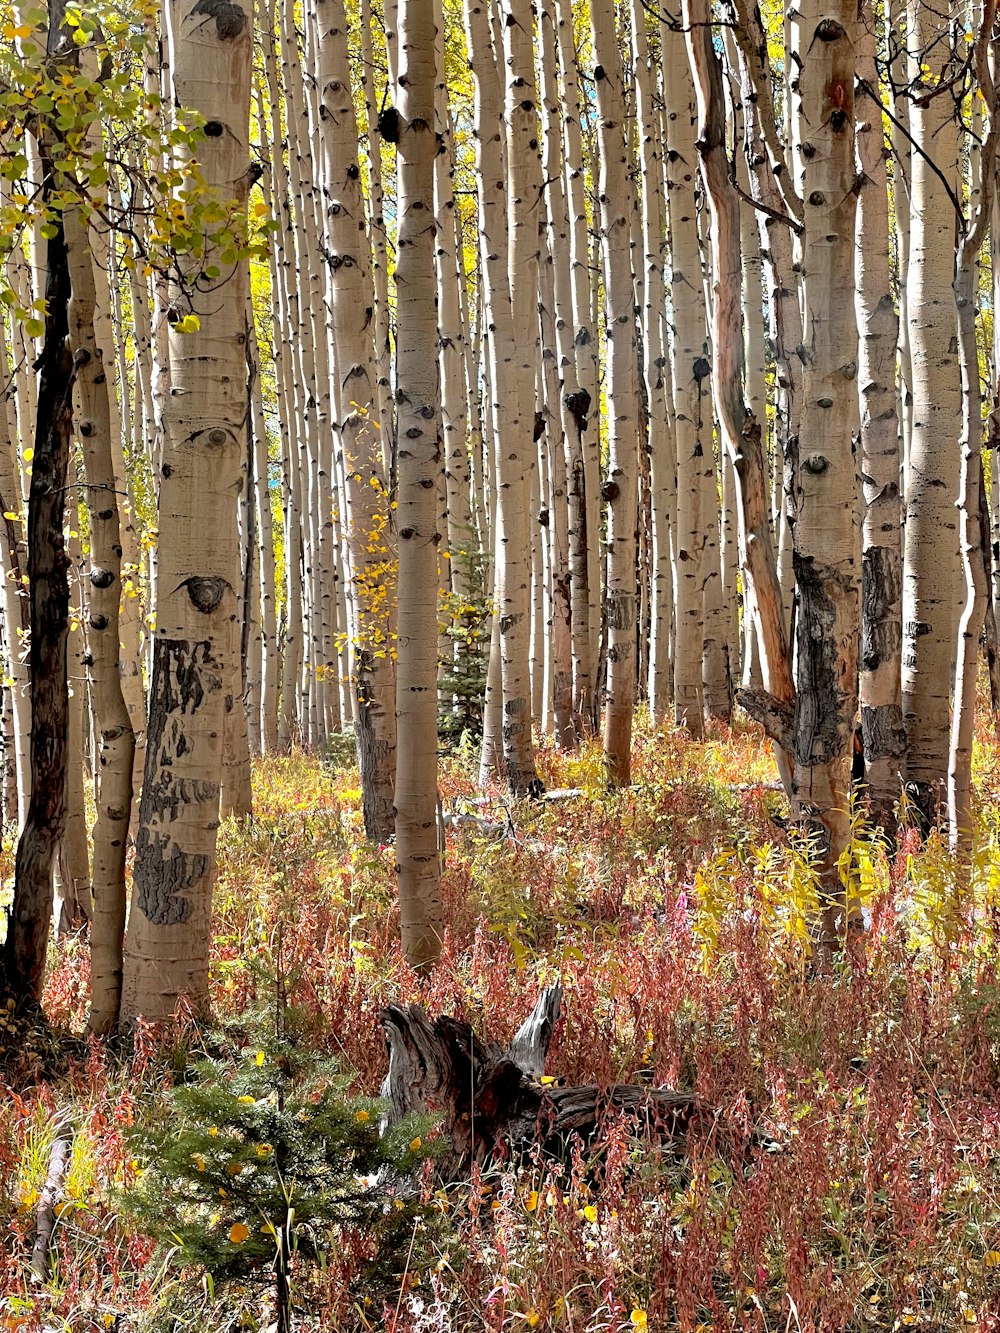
(2, 715, 1000, 1331)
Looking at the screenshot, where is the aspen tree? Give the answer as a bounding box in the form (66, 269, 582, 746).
(58, 537, 91, 933)
(901, 0, 963, 825)
(359, 0, 395, 477)
(590, 0, 640, 784)
(683, 0, 794, 789)
(786, 0, 859, 940)
(556, 0, 600, 704)
(2, 2, 75, 1002)
(630, 0, 675, 726)
(0, 303, 30, 824)
(394, 0, 444, 971)
(664, 15, 712, 739)
(539, 0, 591, 736)
(464, 0, 541, 794)
(949, 4, 999, 850)
(64, 204, 136, 1033)
(247, 316, 279, 752)
(121, 0, 253, 1022)
(497, 0, 544, 794)
(316, 0, 397, 840)
(856, 0, 905, 826)
(537, 238, 575, 745)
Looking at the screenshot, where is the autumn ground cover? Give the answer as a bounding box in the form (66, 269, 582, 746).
(3, 717, 1000, 1332)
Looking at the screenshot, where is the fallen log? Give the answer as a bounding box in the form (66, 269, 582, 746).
(380, 985, 704, 1180)
(30, 1131, 70, 1284)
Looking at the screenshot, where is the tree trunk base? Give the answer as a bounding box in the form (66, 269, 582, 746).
(380, 985, 704, 1180)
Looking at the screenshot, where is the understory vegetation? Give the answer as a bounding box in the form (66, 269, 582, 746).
(3, 718, 1000, 1332)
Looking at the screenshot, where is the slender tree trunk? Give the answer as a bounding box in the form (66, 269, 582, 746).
(64, 203, 136, 1032)
(394, 0, 444, 971)
(949, 4, 998, 851)
(3, 23, 74, 1000)
(590, 0, 639, 784)
(901, 0, 962, 828)
(664, 18, 710, 740)
(317, 0, 397, 840)
(684, 0, 794, 792)
(856, 0, 905, 828)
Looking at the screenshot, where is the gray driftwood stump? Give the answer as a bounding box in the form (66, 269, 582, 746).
(380, 985, 703, 1180)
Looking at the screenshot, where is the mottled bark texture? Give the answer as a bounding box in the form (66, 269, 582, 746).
(66, 204, 136, 1035)
(591, 0, 640, 785)
(684, 0, 794, 788)
(788, 0, 860, 945)
(3, 74, 74, 1003)
(856, 0, 904, 828)
(901, 0, 962, 828)
(316, 0, 397, 841)
(394, 0, 444, 972)
(121, 0, 253, 1022)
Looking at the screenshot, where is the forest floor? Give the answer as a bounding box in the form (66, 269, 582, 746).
(3, 717, 1000, 1332)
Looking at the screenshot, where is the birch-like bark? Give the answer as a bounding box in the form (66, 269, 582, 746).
(556, 0, 600, 702)
(64, 204, 135, 1033)
(664, 18, 710, 738)
(591, 0, 639, 784)
(317, 0, 397, 840)
(949, 4, 998, 851)
(394, 0, 444, 971)
(539, 0, 591, 735)
(122, 0, 253, 1022)
(856, 0, 905, 826)
(631, 0, 675, 725)
(684, 0, 795, 790)
(901, 0, 963, 826)
(786, 0, 860, 943)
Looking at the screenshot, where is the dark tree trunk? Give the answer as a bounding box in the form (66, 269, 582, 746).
(381, 986, 703, 1181)
(3, 144, 74, 1004)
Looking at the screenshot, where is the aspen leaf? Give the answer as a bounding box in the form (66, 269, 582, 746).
(228, 1222, 249, 1244)
(22, 448, 33, 463)
(173, 313, 201, 334)
(630, 1313, 648, 1329)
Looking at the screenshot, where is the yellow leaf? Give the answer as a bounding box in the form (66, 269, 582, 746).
(226, 1160, 244, 1175)
(173, 313, 201, 334)
(583, 1204, 598, 1223)
(539, 1075, 556, 1085)
(355, 1109, 370, 1122)
(22, 448, 33, 463)
(409, 1136, 422, 1151)
(192, 1153, 205, 1171)
(255, 1050, 265, 1066)
(525, 1312, 540, 1328)
(524, 1190, 538, 1212)
(238, 1095, 255, 1103)
(985, 1251, 1000, 1268)
(229, 1222, 250, 1244)
(631, 1313, 648, 1330)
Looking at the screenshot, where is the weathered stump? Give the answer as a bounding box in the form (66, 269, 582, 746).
(380, 985, 703, 1180)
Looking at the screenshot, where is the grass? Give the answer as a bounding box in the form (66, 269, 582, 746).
(2, 714, 1000, 1331)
